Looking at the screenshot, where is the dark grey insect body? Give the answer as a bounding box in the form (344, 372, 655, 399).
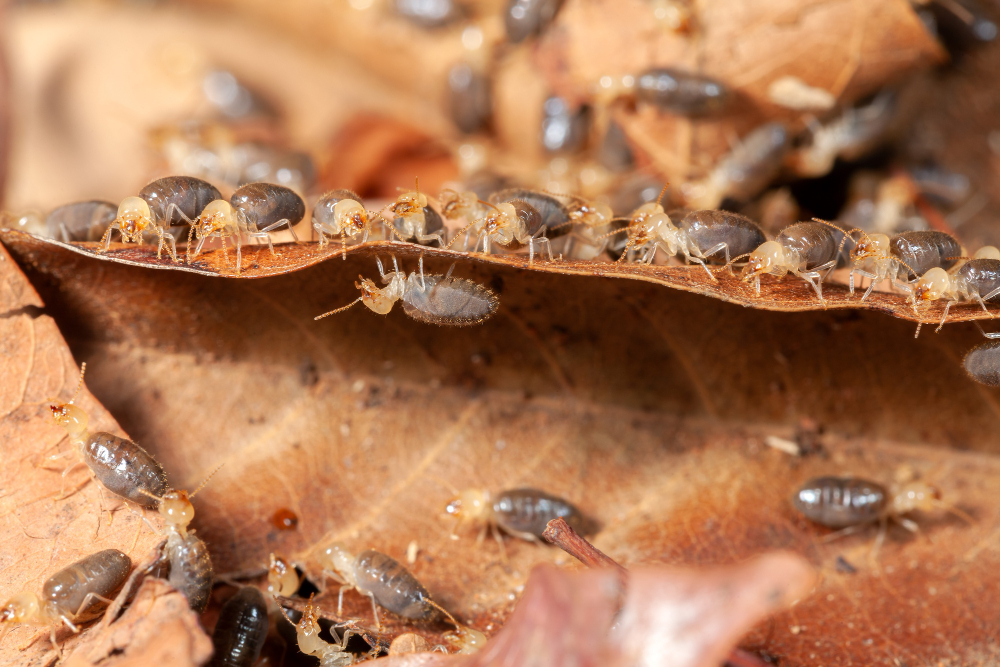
(313, 189, 364, 225)
(489, 189, 570, 238)
(492, 488, 583, 538)
(964, 340, 1000, 387)
(167, 532, 214, 613)
(448, 63, 492, 134)
(712, 123, 789, 203)
(394, 0, 461, 27)
(890, 230, 962, 278)
(140, 176, 222, 227)
(506, 0, 563, 42)
(634, 68, 729, 116)
(43, 549, 131, 623)
(231, 182, 306, 231)
(394, 206, 445, 246)
(354, 550, 434, 620)
(776, 222, 852, 269)
(598, 120, 634, 172)
(45, 201, 116, 243)
(678, 210, 767, 263)
(792, 477, 887, 528)
(956, 259, 1000, 302)
(541, 96, 590, 153)
(82, 433, 169, 509)
(402, 273, 500, 326)
(209, 587, 268, 667)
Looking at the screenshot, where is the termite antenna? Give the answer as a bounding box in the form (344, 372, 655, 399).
(69, 363, 87, 405)
(654, 183, 670, 206)
(812, 219, 867, 254)
(595, 220, 633, 240)
(424, 599, 459, 629)
(136, 487, 164, 503)
(273, 597, 297, 625)
(933, 499, 975, 526)
(720, 252, 752, 278)
(315, 294, 365, 320)
(189, 464, 224, 499)
(186, 224, 197, 264)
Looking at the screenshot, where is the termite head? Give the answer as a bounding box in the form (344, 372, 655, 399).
(443, 624, 487, 654)
(194, 200, 237, 238)
(910, 267, 950, 304)
(445, 489, 491, 524)
(742, 240, 784, 280)
(320, 543, 355, 580)
(892, 481, 941, 515)
(975, 245, 1000, 260)
(439, 189, 478, 219)
(114, 197, 153, 242)
(567, 199, 613, 227)
(0, 593, 41, 639)
(851, 232, 890, 262)
(483, 203, 518, 243)
(334, 199, 367, 235)
(158, 489, 195, 532)
(390, 191, 428, 218)
(358, 277, 397, 314)
(49, 363, 89, 441)
(267, 553, 299, 597)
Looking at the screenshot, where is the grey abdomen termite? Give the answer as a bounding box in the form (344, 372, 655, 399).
(679, 210, 767, 262)
(957, 259, 1000, 301)
(402, 273, 500, 326)
(505, 0, 564, 42)
(231, 182, 306, 229)
(449, 63, 492, 134)
(490, 189, 569, 238)
(792, 477, 887, 528)
(964, 340, 1000, 386)
(82, 433, 169, 509)
(45, 201, 116, 242)
(168, 532, 214, 612)
(140, 176, 222, 227)
(43, 549, 132, 623)
(890, 230, 962, 278)
(635, 68, 730, 116)
(776, 222, 847, 269)
(209, 587, 268, 667)
(492, 488, 583, 537)
(353, 550, 434, 620)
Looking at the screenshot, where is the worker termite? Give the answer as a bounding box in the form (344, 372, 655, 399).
(792, 475, 971, 539)
(0, 549, 131, 650)
(267, 554, 301, 597)
(45, 200, 116, 243)
(49, 363, 169, 509)
(312, 190, 385, 258)
(138, 471, 219, 612)
(906, 258, 1000, 332)
(446, 198, 554, 262)
(443, 624, 487, 654)
(634, 67, 730, 116)
(276, 596, 358, 666)
(739, 220, 851, 303)
(445, 487, 585, 546)
(673, 209, 767, 271)
(209, 587, 268, 667)
(790, 93, 897, 178)
(490, 189, 572, 239)
(314, 256, 499, 326)
(841, 229, 960, 300)
(685, 123, 789, 210)
(383, 181, 446, 246)
(188, 182, 304, 273)
(505, 0, 564, 43)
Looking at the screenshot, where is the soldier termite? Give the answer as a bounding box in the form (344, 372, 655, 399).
(49, 363, 169, 510)
(634, 67, 730, 116)
(792, 476, 972, 544)
(137, 469, 220, 612)
(276, 596, 358, 667)
(445, 487, 585, 547)
(267, 554, 301, 598)
(505, 0, 564, 43)
(188, 182, 304, 273)
(685, 123, 790, 210)
(45, 200, 116, 243)
(209, 587, 269, 667)
(739, 220, 852, 303)
(312, 189, 385, 258)
(314, 256, 499, 326)
(906, 258, 1000, 332)
(383, 180, 447, 246)
(445, 198, 555, 262)
(0, 549, 131, 651)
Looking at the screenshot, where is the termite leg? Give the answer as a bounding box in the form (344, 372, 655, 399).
(260, 217, 300, 243)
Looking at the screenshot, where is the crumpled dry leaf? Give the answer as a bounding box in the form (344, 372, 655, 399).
(62, 578, 212, 667)
(4, 229, 1000, 665)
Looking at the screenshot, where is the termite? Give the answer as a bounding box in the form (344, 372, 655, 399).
(209, 587, 268, 667)
(634, 67, 729, 116)
(672, 209, 767, 271)
(188, 182, 304, 273)
(138, 471, 219, 612)
(49, 363, 169, 509)
(383, 180, 447, 246)
(490, 189, 572, 240)
(540, 95, 590, 153)
(99, 176, 221, 261)
(45, 200, 116, 243)
(505, 0, 564, 43)
(314, 256, 499, 326)
(448, 62, 492, 134)
(312, 189, 384, 258)
(443, 624, 487, 654)
(906, 258, 1000, 332)
(267, 553, 301, 598)
(685, 123, 789, 210)
(445, 198, 554, 262)
(0, 549, 131, 650)
(790, 93, 897, 178)
(445, 487, 585, 546)
(739, 220, 851, 303)
(276, 596, 358, 666)
(964, 337, 1000, 386)
(841, 229, 960, 300)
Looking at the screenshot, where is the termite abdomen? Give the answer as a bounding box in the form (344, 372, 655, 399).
(505, 0, 564, 42)
(792, 476, 887, 528)
(354, 550, 434, 620)
(209, 587, 268, 667)
(775, 222, 844, 269)
(957, 259, 1000, 301)
(45, 201, 116, 242)
(679, 210, 766, 262)
(402, 274, 500, 326)
(230, 183, 306, 230)
(140, 176, 222, 227)
(964, 340, 1000, 386)
(492, 488, 584, 537)
(168, 533, 214, 613)
(634, 68, 730, 116)
(890, 230, 962, 278)
(448, 63, 492, 134)
(43, 549, 131, 623)
(82, 433, 168, 509)
(490, 189, 569, 238)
